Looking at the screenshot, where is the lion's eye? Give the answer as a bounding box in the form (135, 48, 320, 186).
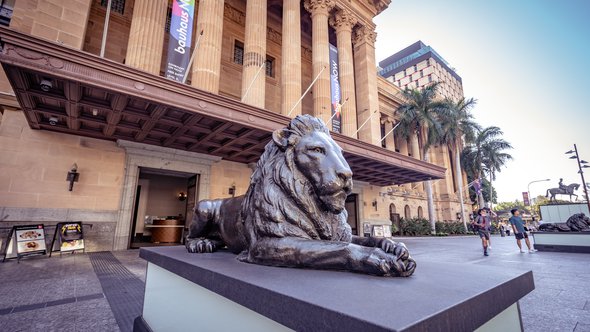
(309, 147, 325, 154)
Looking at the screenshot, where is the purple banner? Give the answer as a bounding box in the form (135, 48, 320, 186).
(165, 0, 195, 82)
(329, 44, 342, 133)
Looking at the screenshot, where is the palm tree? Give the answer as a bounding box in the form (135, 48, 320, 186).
(461, 126, 512, 208)
(482, 138, 513, 210)
(438, 97, 480, 231)
(397, 82, 446, 233)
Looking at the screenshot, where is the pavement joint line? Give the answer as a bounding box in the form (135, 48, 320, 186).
(0, 293, 105, 315)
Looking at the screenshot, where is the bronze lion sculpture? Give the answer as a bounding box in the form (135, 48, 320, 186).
(186, 115, 416, 277)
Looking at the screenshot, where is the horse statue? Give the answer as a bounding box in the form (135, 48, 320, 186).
(546, 183, 579, 202)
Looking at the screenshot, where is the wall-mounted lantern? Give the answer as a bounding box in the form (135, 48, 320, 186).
(228, 183, 236, 197)
(178, 192, 187, 201)
(66, 163, 79, 191)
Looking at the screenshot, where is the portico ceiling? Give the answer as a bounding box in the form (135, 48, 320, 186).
(0, 27, 444, 186)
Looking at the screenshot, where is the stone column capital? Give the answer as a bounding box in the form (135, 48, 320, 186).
(304, 0, 335, 17)
(329, 9, 358, 32)
(352, 25, 377, 47)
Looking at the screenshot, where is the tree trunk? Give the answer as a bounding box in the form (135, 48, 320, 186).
(423, 150, 436, 234)
(477, 170, 485, 208)
(489, 172, 493, 210)
(455, 145, 468, 232)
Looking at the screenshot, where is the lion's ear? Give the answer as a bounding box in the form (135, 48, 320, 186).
(272, 128, 292, 150)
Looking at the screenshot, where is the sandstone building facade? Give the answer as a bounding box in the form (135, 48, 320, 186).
(0, 0, 464, 251)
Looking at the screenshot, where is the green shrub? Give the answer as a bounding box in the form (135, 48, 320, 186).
(435, 221, 468, 235)
(399, 217, 431, 236)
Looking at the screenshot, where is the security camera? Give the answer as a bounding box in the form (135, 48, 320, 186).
(49, 116, 58, 126)
(40, 79, 53, 92)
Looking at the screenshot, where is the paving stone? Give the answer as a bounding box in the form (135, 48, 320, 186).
(576, 322, 590, 332)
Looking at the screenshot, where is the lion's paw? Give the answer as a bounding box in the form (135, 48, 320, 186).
(379, 239, 410, 261)
(186, 238, 217, 253)
(372, 245, 416, 277)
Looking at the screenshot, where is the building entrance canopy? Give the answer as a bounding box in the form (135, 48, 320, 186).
(0, 28, 444, 186)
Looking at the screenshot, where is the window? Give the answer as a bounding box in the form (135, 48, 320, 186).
(101, 0, 126, 15)
(404, 205, 411, 219)
(0, 0, 15, 26)
(265, 58, 274, 77)
(234, 41, 244, 65)
(417, 206, 424, 218)
(165, 6, 172, 32)
(428, 74, 432, 83)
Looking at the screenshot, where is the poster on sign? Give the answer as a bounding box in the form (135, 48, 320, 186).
(165, 0, 196, 82)
(329, 44, 342, 133)
(15, 225, 47, 257)
(59, 222, 85, 252)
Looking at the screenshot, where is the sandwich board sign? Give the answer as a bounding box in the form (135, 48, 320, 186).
(2, 224, 47, 262)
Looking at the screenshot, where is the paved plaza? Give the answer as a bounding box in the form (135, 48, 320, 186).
(0, 235, 589, 332)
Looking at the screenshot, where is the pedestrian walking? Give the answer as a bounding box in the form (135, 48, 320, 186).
(500, 222, 506, 237)
(472, 208, 491, 256)
(509, 209, 537, 253)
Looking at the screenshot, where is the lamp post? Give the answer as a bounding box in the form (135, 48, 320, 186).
(566, 144, 590, 212)
(527, 178, 551, 206)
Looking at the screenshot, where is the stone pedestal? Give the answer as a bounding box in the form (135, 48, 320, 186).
(532, 232, 590, 253)
(135, 246, 534, 332)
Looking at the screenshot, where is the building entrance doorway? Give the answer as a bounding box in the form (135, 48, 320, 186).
(345, 194, 360, 235)
(390, 204, 401, 235)
(130, 167, 198, 248)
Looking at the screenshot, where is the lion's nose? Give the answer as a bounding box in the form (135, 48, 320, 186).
(337, 168, 352, 182)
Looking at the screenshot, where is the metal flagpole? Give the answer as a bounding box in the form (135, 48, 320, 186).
(327, 97, 349, 124)
(99, 0, 113, 58)
(287, 66, 326, 117)
(380, 122, 401, 143)
(354, 109, 378, 136)
(182, 30, 204, 84)
(241, 60, 267, 103)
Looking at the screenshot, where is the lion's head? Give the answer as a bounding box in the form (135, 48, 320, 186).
(243, 115, 353, 241)
(272, 116, 353, 213)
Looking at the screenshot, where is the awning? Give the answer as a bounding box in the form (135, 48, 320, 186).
(0, 27, 445, 186)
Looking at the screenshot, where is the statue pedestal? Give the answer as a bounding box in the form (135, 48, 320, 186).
(134, 246, 534, 332)
(532, 232, 590, 253)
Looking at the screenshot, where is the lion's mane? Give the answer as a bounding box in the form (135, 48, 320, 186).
(241, 115, 352, 246)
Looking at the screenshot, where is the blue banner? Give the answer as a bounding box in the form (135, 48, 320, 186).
(329, 44, 342, 133)
(165, 0, 195, 82)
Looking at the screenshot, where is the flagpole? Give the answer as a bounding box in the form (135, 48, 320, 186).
(287, 66, 326, 117)
(99, 0, 113, 58)
(327, 97, 349, 124)
(354, 109, 378, 136)
(241, 61, 266, 103)
(182, 30, 204, 84)
(380, 122, 401, 143)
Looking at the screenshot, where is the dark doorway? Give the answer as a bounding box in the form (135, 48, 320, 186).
(390, 203, 401, 235)
(345, 194, 359, 235)
(130, 167, 198, 248)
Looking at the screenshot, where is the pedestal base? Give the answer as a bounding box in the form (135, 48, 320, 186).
(532, 232, 590, 253)
(135, 246, 534, 332)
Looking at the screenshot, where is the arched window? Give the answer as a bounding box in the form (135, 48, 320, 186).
(417, 206, 424, 218)
(389, 203, 396, 215)
(404, 205, 411, 219)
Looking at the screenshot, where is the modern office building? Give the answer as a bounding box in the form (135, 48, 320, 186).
(0, 0, 468, 252)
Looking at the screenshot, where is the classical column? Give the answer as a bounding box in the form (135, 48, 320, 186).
(125, 0, 168, 75)
(384, 120, 395, 151)
(191, 0, 225, 93)
(304, 0, 335, 125)
(395, 134, 411, 191)
(329, 9, 357, 136)
(241, 0, 268, 108)
(410, 133, 420, 160)
(353, 25, 380, 145)
(281, 0, 302, 116)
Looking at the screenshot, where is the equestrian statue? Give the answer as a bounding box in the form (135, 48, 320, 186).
(546, 178, 580, 202)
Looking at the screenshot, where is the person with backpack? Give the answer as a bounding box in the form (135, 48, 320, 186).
(509, 209, 537, 253)
(472, 208, 491, 256)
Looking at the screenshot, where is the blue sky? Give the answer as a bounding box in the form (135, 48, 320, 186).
(374, 0, 590, 202)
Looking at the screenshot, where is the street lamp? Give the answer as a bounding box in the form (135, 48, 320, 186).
(566, 144, 590, 212)
(527, 179, 550, 206)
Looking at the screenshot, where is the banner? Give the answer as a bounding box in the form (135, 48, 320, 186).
(522, 192, 530, 206)
(165, 0, 196, 82)
(59, 222, 85, 252)
(329, 44, 342, 133)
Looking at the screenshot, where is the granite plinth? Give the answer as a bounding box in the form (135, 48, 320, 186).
(532, 232, 590, 253)
(137, 246, 534, 332)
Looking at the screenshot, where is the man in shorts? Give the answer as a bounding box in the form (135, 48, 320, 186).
(473, 209, 491, 256)
(509, 209, 537, 253)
